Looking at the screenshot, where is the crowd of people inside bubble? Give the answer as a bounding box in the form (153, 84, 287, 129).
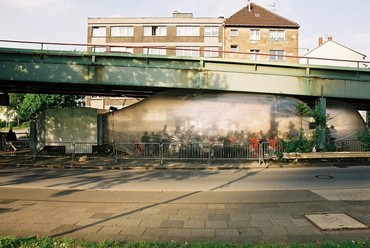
(130, 122, 312, 158)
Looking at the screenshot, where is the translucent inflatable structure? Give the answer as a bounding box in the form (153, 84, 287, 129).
(105, 91, 312, 145)
(326, 99, 366, 141)
(103, 91, 366, 155)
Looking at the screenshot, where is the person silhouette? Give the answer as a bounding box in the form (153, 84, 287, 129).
(5, 128, 17, 152)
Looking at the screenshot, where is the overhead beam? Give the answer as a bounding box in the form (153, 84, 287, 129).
(0, 47, 370, 102)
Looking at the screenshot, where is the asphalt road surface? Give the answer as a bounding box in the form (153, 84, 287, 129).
(0, 166, 369, 193)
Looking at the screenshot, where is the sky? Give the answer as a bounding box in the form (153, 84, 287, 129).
(1, 0, 370, 59)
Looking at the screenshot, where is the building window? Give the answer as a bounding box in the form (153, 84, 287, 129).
(230, 29, 238, 37)
(269, 50, 285, 61)
(269, 30, 285, 41)
(204, 47, 219, 57)
(143, 47, 167, 55)
(111, 26, 134, 37)
(144, 26, 167, 36)
(204, 26, 219, 36)
(230, 45, 238, 53)
(176, 26, 200, 36)
(250, 29, 260, 40)
(176, 47, 200, 57)
(110, 46, 134, 54)
(92, 26, 106, 37)
(250, 49, 260, 60)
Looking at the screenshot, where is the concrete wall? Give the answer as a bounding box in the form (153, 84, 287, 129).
(37, 108, 100, 153)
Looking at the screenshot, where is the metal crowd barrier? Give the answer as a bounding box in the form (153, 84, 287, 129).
(114, 141, 285, 165)
(1, 140, 30, 154)
(1, 140, 368, 164)
(334, 140, 365, 152)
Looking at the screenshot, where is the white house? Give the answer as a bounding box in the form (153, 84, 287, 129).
(300, 37, 367, 68)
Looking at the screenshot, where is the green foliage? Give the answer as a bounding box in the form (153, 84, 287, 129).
(9, 93, 81, 123)
(357, 128, 370, 151)
(0, 120, 6, 129)
(0, 236, 369, 248)
(283, 137, 313, 153)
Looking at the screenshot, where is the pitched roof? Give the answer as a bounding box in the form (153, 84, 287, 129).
(304, 40, 366, 58)
(225, 3, 299, 28)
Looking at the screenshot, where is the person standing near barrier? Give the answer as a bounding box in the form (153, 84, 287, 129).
(5, 128, 17, 152)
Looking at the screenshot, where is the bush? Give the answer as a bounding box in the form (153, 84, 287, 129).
(357, 129, 370, 151)
(283, 138, 313, 153)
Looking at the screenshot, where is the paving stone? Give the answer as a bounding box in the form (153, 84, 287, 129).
(250, 219, 273, 227)
(206, 220, 227, 229)
(250, 213, 271, 220)
(215, 228, 240, 237)
(168, 214, 189, 221)
(209, 214, 230, 221)
(142, 227, 169, 238)
(89, 213, 114, 219)
(140, 208, 161, 214)
(227, 220, 251, 228)
(290, 218, 312, 227)
(305, 213, 368, 230)
(271, 218, 295, 227)
(191, 228, 215, 238)
(97, 226, 122, 235)
(183, 220, 205, 228)
(161, 220, 184, 228)
(237, 227, 263, 237)
(208, 204, 225, 209)
(117, 219, 142, 227)
(119, 226, 146, 236)
(168, 228, 192, 237)
(139, 219, 163, 228)
(230, 213, 251, 220)
(261, 226, 289, 236)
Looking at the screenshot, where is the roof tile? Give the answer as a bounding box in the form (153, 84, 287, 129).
(225, 3, 299, 28)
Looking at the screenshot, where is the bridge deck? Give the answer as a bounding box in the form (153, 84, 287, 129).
(0, 47, 370, 108)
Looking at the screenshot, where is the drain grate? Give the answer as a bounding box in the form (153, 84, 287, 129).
(315, 175, 334, 179)
(305, 213, 368, 230)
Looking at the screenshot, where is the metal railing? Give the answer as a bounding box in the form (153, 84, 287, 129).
(114, 141, 286, 165)
(1, 140, 368, 165)
(1, 39, 369, 68)
(334, 140, 365, 152)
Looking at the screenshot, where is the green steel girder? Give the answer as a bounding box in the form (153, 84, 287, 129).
(1, 47, 370, 102)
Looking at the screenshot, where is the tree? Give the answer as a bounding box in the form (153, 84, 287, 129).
(10, 93, 82, 123)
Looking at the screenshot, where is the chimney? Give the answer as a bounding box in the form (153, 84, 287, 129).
(248, 0, 252, 11)
(327, 36, 333, 41)
(173, 11, 193, 18)
(318, 37, 323, 46)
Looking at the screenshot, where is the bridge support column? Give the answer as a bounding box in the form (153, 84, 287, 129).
(316, 97, 327, 151)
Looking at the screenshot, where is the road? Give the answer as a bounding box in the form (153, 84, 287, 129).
(0, 166, 369, 192)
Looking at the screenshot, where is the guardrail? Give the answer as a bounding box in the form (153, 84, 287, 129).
(1, 140, 368, 165)
(1, 39, 369, 68)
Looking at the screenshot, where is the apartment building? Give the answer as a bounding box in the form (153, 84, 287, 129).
(224, 3, 299, 62)
(88, 12, 224, 58)
(86, 2, 300, 110)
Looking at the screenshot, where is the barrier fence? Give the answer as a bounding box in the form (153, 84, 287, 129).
(0, 139, 368, 164)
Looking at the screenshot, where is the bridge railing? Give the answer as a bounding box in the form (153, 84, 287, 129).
(1, 39, 369, 68)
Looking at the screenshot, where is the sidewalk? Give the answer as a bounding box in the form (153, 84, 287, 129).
(1, 172, 370, 244)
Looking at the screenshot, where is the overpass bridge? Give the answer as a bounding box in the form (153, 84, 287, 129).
(1, 46, 370, 109)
